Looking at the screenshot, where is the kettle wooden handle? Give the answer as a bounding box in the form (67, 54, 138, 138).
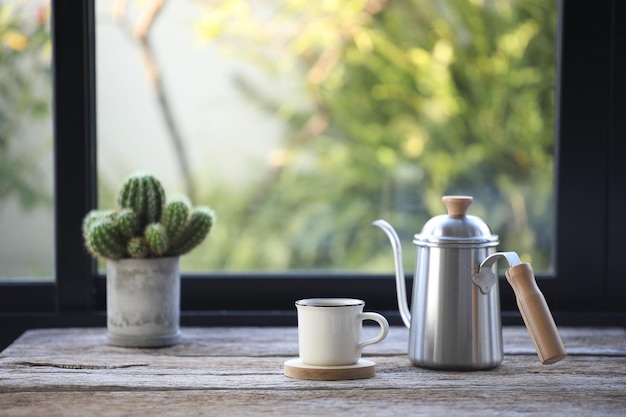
(505, 263, 567, 364)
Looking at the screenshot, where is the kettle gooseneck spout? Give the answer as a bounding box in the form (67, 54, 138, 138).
(372, 219, 412, 329)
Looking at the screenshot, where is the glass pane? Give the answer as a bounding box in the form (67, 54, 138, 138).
(0, 0, 54, 281)
(96, 0, 556, 273)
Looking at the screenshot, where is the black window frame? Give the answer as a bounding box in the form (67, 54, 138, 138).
(1, 0, 624, 349)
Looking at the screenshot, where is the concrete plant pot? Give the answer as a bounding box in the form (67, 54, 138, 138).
(106, 257, 181, 347)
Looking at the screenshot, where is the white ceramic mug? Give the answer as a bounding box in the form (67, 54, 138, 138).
(296, 298, 389, 366)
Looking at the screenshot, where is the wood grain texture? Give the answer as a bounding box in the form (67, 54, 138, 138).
(506, 263, 567, 364)
(1, 327, 625, 416)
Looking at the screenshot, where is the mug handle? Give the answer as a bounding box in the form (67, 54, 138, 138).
(357, 312, 389, 352)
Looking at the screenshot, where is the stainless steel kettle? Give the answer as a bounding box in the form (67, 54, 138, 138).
(373, 195, 566, 370)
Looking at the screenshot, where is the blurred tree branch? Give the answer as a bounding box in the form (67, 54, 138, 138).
(113, 0, 196, 200)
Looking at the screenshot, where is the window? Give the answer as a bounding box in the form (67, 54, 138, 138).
(0, 0, 54, 282)
(96, 0, 557, 274)
(0, 0, 624, 350)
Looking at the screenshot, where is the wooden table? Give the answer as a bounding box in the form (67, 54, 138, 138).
(1, 327, 625, 416)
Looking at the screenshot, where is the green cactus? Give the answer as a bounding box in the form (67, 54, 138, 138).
(117, 172, 166, 228)
(82, 210, 114, 235)
(86, 218, 126, 260)
(167, 207, 215, 256)
(127, 236, 149, 258)
(115, 208, 139, 239)
(82, 172, 214, 260)
(145, 223, 169, 256)
(82, 210, 115, 255)
(162, 194, 191, 244)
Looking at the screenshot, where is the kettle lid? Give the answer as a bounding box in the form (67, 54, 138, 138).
(413, 196, 499, 247)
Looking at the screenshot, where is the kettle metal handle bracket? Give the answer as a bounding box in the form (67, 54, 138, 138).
(473, 252, 521, 294)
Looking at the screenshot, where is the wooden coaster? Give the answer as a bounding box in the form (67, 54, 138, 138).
(283, 358, 376, 381)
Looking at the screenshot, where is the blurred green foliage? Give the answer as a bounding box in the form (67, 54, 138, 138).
(0, 0, 556, 275)
(0, 2, 52, 210)
(185, 0, 557, 273)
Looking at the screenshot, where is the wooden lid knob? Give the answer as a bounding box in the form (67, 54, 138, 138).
(442, 196, 473, 217)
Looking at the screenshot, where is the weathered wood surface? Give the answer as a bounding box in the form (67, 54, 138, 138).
(0, 327, 625, 417)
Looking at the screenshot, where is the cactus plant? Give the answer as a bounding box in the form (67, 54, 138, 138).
(86, 218, 126, 260)
(117, 172, 166, 227)
(115, 208, 139, 239)
(162, 194, 191, 245)
(82, 172, 215, 260)
(145, 223, 169, 256)
(168, 207, 215, 256)
(127, 236, 150, 258)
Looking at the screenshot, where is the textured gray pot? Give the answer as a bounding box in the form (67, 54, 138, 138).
(106, 257, 181, 347)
